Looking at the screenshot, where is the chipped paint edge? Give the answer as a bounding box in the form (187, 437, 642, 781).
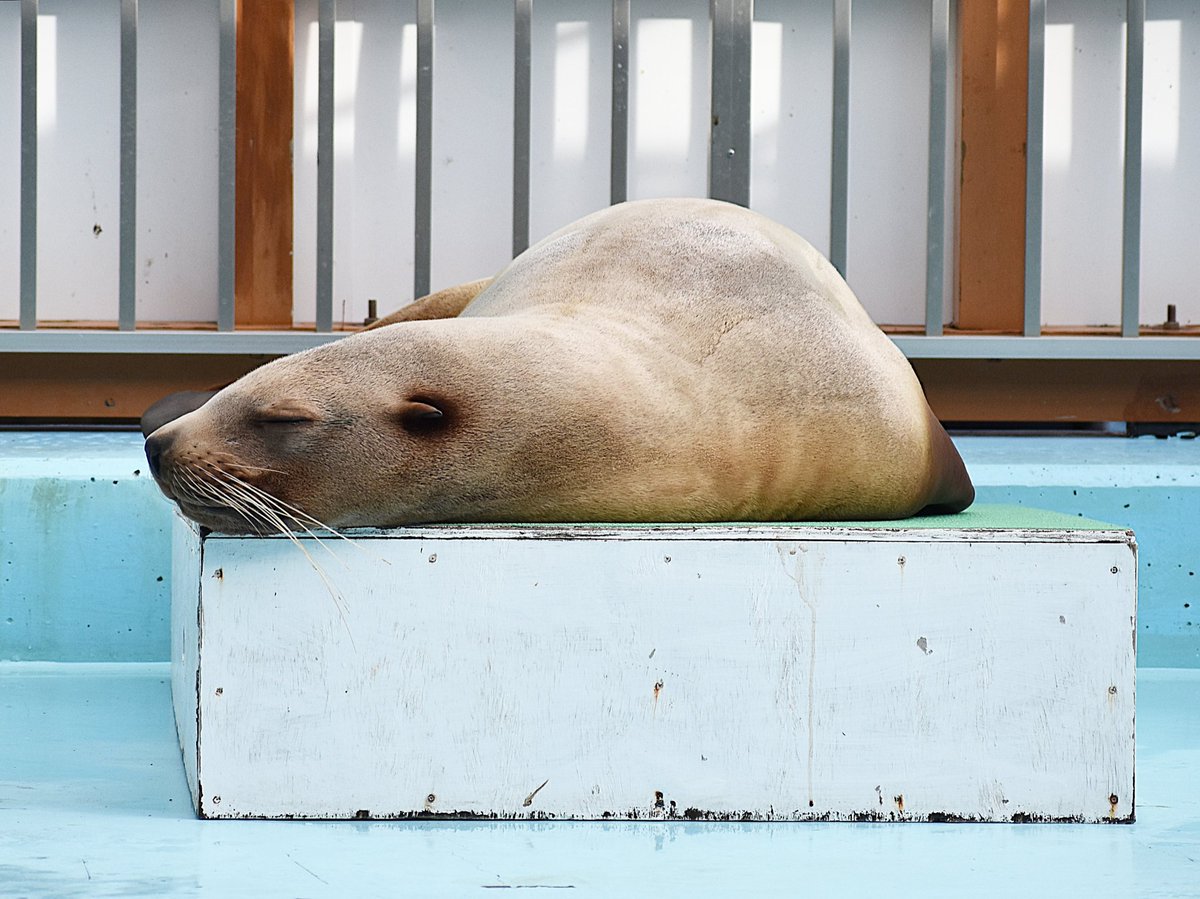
(194, 807, 1134, 824)
(177, 515, 1137, 825)
(201, 525, 1136, 545)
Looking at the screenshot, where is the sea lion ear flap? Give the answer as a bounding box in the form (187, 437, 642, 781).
(393, 398, 446, 431)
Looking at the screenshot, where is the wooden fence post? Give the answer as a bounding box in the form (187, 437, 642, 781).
(956, 0, 1030, 332)
(234, 0, 295, 328)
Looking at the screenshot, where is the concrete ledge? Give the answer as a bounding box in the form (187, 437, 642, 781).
(0, 432, 172, 662)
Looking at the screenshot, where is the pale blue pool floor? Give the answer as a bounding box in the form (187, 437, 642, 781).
(3, 433, 1199, 895)
(1, 663, 1197, 898)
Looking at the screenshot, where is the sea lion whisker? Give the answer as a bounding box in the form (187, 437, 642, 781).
(259, 528, 354, 635)
(204, 468, 354, 571)
(243, 488, 381, 561)
(185, 469, 356, 621)
(261, 523, 354, 630)
(182, 468, 291, 540)
(229, 476, 339, 536)
(199, 468, 297, 526)
(198, 461, 378, 563)
(196, 469, 312, 539)
(233, 463, 287, 475)
(197, 459, 322, 525)
(185, 468, 353, 628)
(177, 468, 265, 533)
(209, 452, 286, 475)
(175, 467, 232, 512)
(198, 461, 346, 546)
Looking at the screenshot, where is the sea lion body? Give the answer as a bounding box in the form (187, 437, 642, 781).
(145, 198, 972, 532)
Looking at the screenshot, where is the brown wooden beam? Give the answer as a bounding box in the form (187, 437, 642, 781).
(957, 0, 1030, 332)
(0, 355, 277, 422)
(235, 0, 295, 328)
(2, 357, 1194, 427)
(915, 359, 1200, 424)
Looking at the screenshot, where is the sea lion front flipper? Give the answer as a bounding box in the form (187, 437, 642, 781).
(365, 278, 493, 330)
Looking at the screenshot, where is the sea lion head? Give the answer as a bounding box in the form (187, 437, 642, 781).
(143, 329, 466, 533)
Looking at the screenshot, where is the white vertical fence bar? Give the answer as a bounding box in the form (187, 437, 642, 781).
(315, 0, 335, 331)
(708, 0, 753, 208)
(19, 0, 37, 330)
(414, 0, 434, 299)
(924, 0, 949, 337)
(1121, 0, 1144, 338)
(610, 0, 629, 206)
(1023, 0, 1045, 338)
(830, 0, 851, 277)
(217, 0, 236, 331)
(118, 0, 138, 331)
(513, 0, 532, 258)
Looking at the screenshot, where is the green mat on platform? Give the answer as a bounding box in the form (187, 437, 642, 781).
(333, 504, 1127, 534)
(798, 503, 1126, 531)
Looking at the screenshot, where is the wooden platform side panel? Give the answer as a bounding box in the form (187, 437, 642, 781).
(957, 0, 1030, 332)
(177, 526, 1136, 822)
(235, 0, 294, 328)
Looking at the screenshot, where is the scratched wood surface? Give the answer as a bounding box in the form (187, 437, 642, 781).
(173, 518, 1136, 822)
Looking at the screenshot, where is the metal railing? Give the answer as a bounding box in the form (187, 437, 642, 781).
(4, 0, 1198, 360)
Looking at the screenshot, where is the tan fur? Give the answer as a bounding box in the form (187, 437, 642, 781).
(145, 198, 973, 532)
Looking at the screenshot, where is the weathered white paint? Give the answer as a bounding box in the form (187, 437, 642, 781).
(170, 513, 202, 814)
(172, 516, 1136, 822)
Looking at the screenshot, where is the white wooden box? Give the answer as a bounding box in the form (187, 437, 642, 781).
(170, 505, 1136, 823)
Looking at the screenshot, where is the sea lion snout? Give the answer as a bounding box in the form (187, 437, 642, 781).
(144, 419, 195, 498)
(143, 412, 292, 534)
(144, 429, 169, 479)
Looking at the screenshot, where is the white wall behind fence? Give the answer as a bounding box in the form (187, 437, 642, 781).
(0, 0, 1196, 327)
(1136, 0, 1196, 326)
(298, 0, 940, 326)
(0, 0, 219, 324)
(1041, 0, 1199, 327)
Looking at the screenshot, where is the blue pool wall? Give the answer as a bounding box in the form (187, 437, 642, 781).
(1, 432, 1196, 667)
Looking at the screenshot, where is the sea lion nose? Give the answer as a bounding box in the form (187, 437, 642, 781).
(145, 431, 171, 479)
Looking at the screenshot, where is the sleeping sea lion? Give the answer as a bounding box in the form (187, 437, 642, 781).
(144, 198, 972, 532)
